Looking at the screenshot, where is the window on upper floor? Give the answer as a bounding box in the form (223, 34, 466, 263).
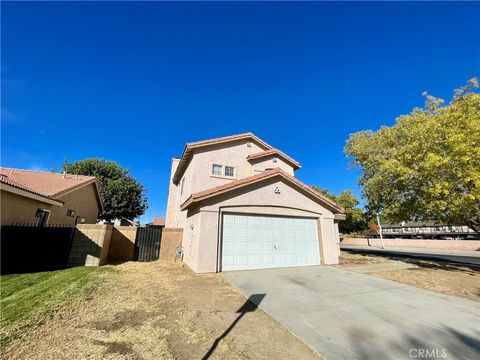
(212, 164, 235, 178)
(180, 177, 185, 195)
(212, 164, 223, 176)
(224, 166, 235, 177)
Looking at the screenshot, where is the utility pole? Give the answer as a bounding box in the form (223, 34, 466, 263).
(376, 214, 385, 249)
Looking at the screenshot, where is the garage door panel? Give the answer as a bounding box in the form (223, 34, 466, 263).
(249, 241, 262, 251)
(263, 241, 274, 251)
(263, 254, 274, 264)
(223, 255, 235, 266)
(222, 214, 321, 271)
(223, 242, 235, 252)
(236, 241, 249, 251)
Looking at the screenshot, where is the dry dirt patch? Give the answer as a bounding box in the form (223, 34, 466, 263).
(338, 251, 480, 301)
(372, 261, 480, 302)
(3, 262, 319, 360)
(339, 251, 392, 266)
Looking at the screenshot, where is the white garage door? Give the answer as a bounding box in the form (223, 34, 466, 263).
(221, 213, 321, 271)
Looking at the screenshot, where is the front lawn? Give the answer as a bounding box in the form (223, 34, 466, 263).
(1, 266, 116, 347)
(3, 262, 319, 360)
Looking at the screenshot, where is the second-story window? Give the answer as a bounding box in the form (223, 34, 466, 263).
(180, 177, 185, 195)
(224, 166, 235, 177)
(212, 164, 223, 176)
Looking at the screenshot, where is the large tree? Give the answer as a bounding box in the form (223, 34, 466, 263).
(63, 159, 148, 221)
(311, 186, 368, 234)
(345, 78, 480, 232)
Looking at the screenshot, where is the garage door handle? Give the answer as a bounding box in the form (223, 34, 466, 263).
(274, 245, 277, 250)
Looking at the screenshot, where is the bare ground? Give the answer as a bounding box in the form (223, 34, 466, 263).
(338, 251, 480, 301)
(3, 262, 320, 360)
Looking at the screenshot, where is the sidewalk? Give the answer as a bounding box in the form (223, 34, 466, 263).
(340, 245, 480, 266)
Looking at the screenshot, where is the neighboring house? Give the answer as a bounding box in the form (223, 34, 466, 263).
(380, 221, 478, 239)
(166, 133, 345, 273)
(0, 168, 103, 226)
(145, 217, 165, 227)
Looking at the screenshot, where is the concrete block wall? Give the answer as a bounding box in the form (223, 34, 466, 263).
(68, 224, 112, 266)
(108, 226, 137, 263)
(68, 225, 184, 267)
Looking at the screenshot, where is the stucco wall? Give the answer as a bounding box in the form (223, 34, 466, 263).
(1, 184, 100, 226)
(181, 210, 202, 270)
(1, 190, 54, 225)
(192, 139, 268, 194)
(166, 139, 301, 230)
(165, 158, 180, 227)
(51, 183, 100, 225)
(181, 177, 340, 273)
(251, 155, 294, 175)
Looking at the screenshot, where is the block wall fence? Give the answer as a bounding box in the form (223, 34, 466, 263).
(68, 224, 183, 266)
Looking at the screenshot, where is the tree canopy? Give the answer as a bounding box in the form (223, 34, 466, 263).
(63, 159, 148, 221)
(345, 78, 480, 232)
(311, 186, 368, 234)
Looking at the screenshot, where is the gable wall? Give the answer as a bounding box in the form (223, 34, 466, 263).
(191, 139, 267, 194)
(251, 155, 294, 175)
(51, 183, 100, 224)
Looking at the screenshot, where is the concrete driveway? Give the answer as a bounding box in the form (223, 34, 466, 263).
(223, 266, 480, 360)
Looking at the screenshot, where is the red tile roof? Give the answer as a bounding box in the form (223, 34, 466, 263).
(150, 217, 165, 226)
(172, 133, 273, 185)
(186, 132, 272, 148)
(181, 168, 344, 213)
(0, 167, 97, 199)
(247, 148, 301, 169)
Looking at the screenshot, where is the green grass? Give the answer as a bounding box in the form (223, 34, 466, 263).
(1, 266, 116, 347)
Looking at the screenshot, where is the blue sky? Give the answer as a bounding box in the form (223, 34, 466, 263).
(2, 2, 479, 223)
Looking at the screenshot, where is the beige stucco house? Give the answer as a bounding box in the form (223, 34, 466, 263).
(0, 168, 103, 226)
(166, 133, 345, 274)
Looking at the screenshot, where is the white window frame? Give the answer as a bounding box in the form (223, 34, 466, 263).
(224, 166, 235, 178)
(212, 164, 223, 176)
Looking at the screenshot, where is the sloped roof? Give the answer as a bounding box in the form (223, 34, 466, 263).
(247, 148, 301, 169)
(172, 133, 273, 185)
(180, 168, 344, 214)
(0, 168, 102, 209)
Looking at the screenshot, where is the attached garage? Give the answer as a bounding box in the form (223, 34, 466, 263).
(179, 168, 345, 274)
(221, 213, 320, 271)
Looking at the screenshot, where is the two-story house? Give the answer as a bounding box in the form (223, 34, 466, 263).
(166, 133, 345, 273)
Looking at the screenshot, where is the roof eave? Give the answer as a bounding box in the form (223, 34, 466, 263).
(1, 183, 64, 207)
(172, 133, 273, 185)
(247, 150, 301, 170)
(181, 171, 345, 214)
